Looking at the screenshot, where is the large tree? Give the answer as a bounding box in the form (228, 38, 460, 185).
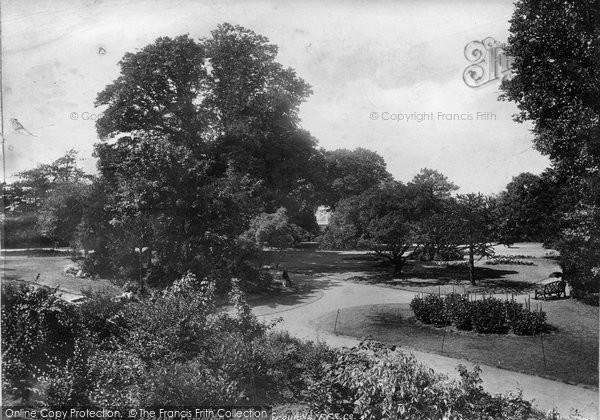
(500, 0, 600, 177)
(453, 193, 498, 285)
(96, 27, 323, 230)
(321, 148, 392, 208)
(494, 171, 571, 244)
(93, 24, 325, 286)
(406, 169, 460, 261)
(500, 0, 600, 301)
(408, 168, 458, 200)
(321, 182, 421, 276)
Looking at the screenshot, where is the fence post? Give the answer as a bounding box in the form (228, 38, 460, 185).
(333, 308, 340, 334)
(441, 329, 446, 352)
(540, 333, 547, 369)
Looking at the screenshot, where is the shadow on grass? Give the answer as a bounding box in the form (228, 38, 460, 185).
(344, 263, 524, 289)
(249, 273, 337, 312)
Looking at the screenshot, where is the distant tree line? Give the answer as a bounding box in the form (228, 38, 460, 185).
(320, 169, 498, 285)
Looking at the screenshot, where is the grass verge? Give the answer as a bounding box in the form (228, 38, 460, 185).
(313, 301, 598, 388)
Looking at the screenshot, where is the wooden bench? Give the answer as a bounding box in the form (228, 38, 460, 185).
(534, 279, 566, 300)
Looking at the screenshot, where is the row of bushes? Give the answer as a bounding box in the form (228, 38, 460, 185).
(410, 293, 548, 335)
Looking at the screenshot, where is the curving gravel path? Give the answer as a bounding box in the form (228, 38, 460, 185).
(251, 272, 599, 420)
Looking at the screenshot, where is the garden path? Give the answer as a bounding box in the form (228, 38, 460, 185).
(252, 271, 599, 420)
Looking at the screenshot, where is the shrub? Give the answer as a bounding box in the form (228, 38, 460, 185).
(141, 358, 243, 405)
(77, 287, 128, 344)
(410, 295, 429, 323)
(410, 294, 449, 326)
(411, 294, 549, 336)
(1, 284, 80, 397)
(510, 309, 548, 335)
(444, 293, 473, 330)
(471, 298, 508, 334)
(307, 340, 536, 419)
(435, 248, 464, 261)
(87, 348, 146, 406)
(252, 331, 336, 403)
(35, 338, 95, 406)
(505, 300, 524, 325)
(79, 252, 101, 276)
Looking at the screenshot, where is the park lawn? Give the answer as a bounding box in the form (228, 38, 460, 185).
(312, 300, 599, 388)
(333, 255, 562, 295)
(319, 243, 563, 295)
(2, 255, 120, 299)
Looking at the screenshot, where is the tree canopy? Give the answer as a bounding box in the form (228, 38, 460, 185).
(500, 0, 600, 301)
(321, 182, 423, 276)
(95, 26, 323, 231)
(500, 0, 600, 178)
(92, 24, 328, 286)
(321, 148, 392, 208)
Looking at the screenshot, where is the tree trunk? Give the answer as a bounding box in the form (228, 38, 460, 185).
(393, 259, 404, 277)
(468, 244, 476, 285)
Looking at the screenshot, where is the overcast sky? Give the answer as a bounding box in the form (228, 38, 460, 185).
(3, 0, 549, 193)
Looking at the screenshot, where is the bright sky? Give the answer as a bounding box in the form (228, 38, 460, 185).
(2, 0, 549, 193)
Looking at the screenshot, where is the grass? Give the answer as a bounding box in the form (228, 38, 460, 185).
(3, 255, 120, 298)
(309, 243, 563, 295)
(312, 299, 599, 388)
(330, 255, 562, 295)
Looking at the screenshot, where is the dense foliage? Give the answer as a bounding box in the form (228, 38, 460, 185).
(3, 150, 92, 248)
(3, 284, 558, 418)
(1, 284, 79, 400)
(321, 174, 501, 281)
(320, 148, 392, 208)
(500, 0, 600, 303)
(307, 340, 537, 419)
(320, 182, 423, 275)
(411, 293, 549, 335)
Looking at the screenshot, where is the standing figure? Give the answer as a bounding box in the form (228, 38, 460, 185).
(282, 269, 292, 287)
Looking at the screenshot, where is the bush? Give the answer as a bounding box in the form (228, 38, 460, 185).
(1, 284, 80, 397)
(307, 340, 536, 419)
(27, 273, 274, 406)
(252, 331, 336, 403)
(410, 294, 449, 326)
(77, 287, 129, 343)
(505, 300, 524, 325)
(472, 298, 508, 334)
(141, 358, 243, 405)
(444, 293, 473, 330)
(411, 294, 548, 335)
(510, 309, 548, 335)
(435, 248, 464, 261)
(35, 337, 97, 406)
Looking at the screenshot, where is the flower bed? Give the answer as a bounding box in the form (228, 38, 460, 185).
(485, 256, 536, 266)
